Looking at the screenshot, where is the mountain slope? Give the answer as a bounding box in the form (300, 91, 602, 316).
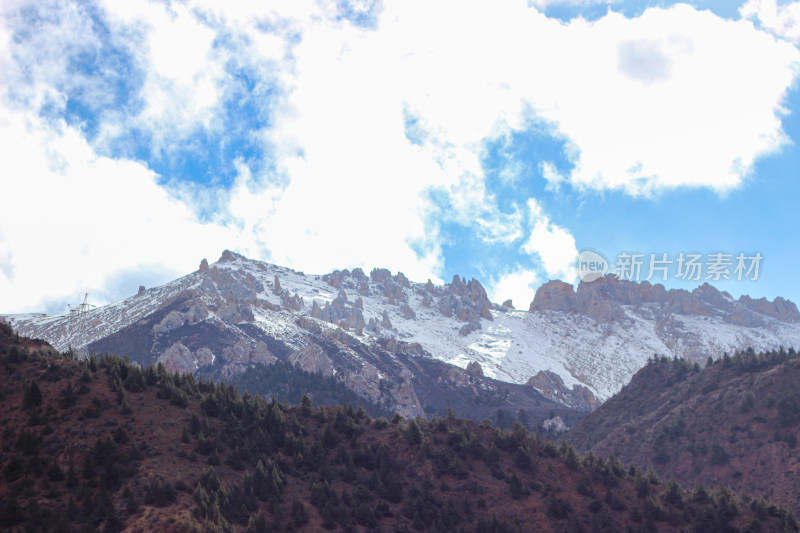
(1, 326, 796, 533)
(5, 251, 800, 413)
(567, 348, 800, 513)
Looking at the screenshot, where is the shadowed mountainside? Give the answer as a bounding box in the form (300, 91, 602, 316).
(567, 348, 800, 514)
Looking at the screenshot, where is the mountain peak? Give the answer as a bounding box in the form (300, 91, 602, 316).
(219, 249, 245, 262)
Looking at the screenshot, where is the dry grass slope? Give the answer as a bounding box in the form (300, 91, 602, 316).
(0, 323, 796, 532)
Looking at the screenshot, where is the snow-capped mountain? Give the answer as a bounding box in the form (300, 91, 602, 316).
(4, 250, 800, 416)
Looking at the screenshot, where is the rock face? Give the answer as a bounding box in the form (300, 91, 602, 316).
(157, 342, 215, 373)
(739, 295, 800, 322)
(531, 275, 800, 325)
(222, 339, 274, 367)
(529, 278, 624, 322)
(529, 280, 576, 313)
(527, 370, 599, 411)
(289, 343, 332, 376)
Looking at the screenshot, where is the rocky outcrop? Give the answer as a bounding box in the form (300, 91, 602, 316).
(370, 268, 392, 283)
(542, 416, 568, 433)
(527, 370, 599, 412)
(351, 268, 368, 283)
(347, 307, 366, 334)
(273, 275, 282, 295)
(502, 299, 514, 309)
(195, 347, 215, 366)
(530, 280, 576, 313)
(395, 272, 410, 288)
(205, 265, 264, 303)
(421, 292, 432, 308)
(381, 311, 392, 330)
(280, 291, 304, 312)
(157, 342, 215, 373)
(437, 275, 493, 323)
(152, 303, 209, 335)
(219, 249, 241, 262)
(153, 310, 186, 335)
(459, 322, 480, 336)
(530, 274, 800, 326)
(358, 281, 370, 296)
(157, 342, 195, 373)
(466, 361, 484, 377)
(739, 295, 800, 322)
(221, 339, 274, 366)
(217, 302, 255, 323)
(199, 258, 209, 273)
(308, 290, 368, 334)
(391, 367, 424, 418)
(289, 343, 333, 376)
(322, 270, 348, 288)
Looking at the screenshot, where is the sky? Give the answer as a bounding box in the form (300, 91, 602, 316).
(1, 0, 799, 314)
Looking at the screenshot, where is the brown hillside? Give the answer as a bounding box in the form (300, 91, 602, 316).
(568, 350, 800, 515)
(0, 324, 796, 532)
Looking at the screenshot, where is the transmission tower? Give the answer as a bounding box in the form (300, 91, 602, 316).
(67, 293, 95, 356)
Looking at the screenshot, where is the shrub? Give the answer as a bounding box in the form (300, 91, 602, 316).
(547, 497, 573, 519)
(710, 443, 730, 466)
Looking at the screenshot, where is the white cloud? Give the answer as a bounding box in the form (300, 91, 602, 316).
(0, 105, 232, 313)
(528, 0, 616, 8)
(544, 5, 800, 195)
(488, 268, 540, 309)
(540, 161, 567, 192)
(741, 0, 800, 43)
(522, 200, 578, 281)
(95, 0, 225, 148)
(2, 0, 799, 313)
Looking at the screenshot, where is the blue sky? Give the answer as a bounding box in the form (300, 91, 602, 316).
(1, 0, 800, 313)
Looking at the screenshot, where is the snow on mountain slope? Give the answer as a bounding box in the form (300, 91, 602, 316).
(4, 250, 800, 406)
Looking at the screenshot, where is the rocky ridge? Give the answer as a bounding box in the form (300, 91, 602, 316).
(5, 251, 800, 412)
(531, 275, 800, 325)
(2, 251, 579, 424)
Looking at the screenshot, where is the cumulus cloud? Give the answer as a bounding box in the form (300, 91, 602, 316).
(488, 268, 540, 309)
(528, 0, 615, 8)
(741, 0, 800, 44)
(521, 200, 578, 281)
(1, 0, 799, 313)
(0, 105, 233, 313)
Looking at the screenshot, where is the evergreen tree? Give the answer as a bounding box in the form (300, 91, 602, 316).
(23, 380, 43, 409)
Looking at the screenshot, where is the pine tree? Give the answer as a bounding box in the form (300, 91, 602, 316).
(23, 380, 43, 409)
(406, 419, 423, 445)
